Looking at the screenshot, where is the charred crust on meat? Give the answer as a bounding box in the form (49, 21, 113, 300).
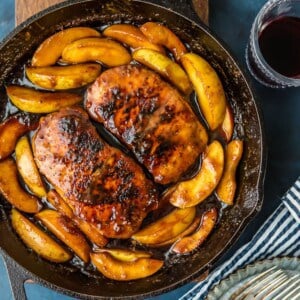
(86, 64, 208, 184)
(33, 107, 159, 238)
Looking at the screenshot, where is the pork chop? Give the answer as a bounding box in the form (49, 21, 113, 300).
(32, 107, 158, 238)
(86, 64, 208, 184)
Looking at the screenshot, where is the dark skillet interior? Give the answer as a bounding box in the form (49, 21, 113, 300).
(0, 0, 265, 298)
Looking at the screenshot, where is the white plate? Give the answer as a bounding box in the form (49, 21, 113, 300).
(207, 256, 300, 300)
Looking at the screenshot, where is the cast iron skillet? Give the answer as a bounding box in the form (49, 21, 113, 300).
(0, 0, 266, 299)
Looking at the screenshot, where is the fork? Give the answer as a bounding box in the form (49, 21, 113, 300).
(229, 266, 300, 300)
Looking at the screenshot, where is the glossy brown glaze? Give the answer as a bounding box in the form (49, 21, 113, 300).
(86, 65, 208, 185)
(32, 107, 158, 238)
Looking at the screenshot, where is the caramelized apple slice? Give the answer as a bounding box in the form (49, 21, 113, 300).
(150, 216, 201, 247)
(46, 190, 73, 218)
(0, 159, 41, 213)
(172, 207, 217, 254)
(61, 38, 131, 67)
(95, 248, 151, 262)
(32, 27, 100, 67)
(36, 209, 91, 263)
(90, 252, 163, 281)
(15, 136, 46, 198)
(26, 63, 101, 90)
(132, 207, 196, 245)
(0, 113, 39, 160)
(169, 140, 224, 208)
(181, 53, 226, 130)
(219, 104, 234, 142)
(6, 85, 82, 113)
(103, 24, 164, 53)
(46, 190, 108, 247)
(75, 219, 108, 248)
(216, 140, 243, 205)
(140, 22, 187, 61)
(133, 48, 192, 94)
(11, 208, 71, 262)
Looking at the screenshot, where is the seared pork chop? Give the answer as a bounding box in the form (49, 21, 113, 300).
(32, 107, 158, 238)
(86, 65, 207, 185)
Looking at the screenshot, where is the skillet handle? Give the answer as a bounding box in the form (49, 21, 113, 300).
(1, 252, 29, 300)
(146, 0, 209, 25)
(191, 0, 209, 25)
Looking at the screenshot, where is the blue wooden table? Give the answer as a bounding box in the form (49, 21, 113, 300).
(0, 0, 299, 299)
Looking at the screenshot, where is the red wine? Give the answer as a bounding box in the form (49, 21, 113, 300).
(258, 16, 300, 78)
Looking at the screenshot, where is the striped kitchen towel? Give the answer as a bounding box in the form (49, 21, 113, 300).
(180, 176, 300, 300)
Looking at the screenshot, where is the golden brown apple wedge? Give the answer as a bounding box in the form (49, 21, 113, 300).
(168, 140, 224, 208)
(103, 24, 164, 53)
(172, 207, 217, 254)
(35, 209, 91, 263)
(11, 208, 72, 262)
(46, 190, 74, 218)
(133, 49, 192, 94)
(219, 104, 234, 142)
(216, 140, 243, 205)
(75, 219, 108, 247)
(181, 52, 226, 130)
(0, 113, 39, 160)
(94, 248, 151, 262)
(132, 207, 196, 245)
(46, 190, 108, 247)
(0, 159, 42, 213)
(150, 216, 201, 247)
(6, 85, 82, 113)
(15, 136, 46, 198)
(140, 22, 187, 61)
(26, 63, 101, 90)
(61, 38, 131, 67)
(32, 27, 100, 67)
(90, 252, 163, 281)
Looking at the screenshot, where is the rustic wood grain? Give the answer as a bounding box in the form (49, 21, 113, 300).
(15, 0, 64, 25)
(16, 0, 209, 26)
(192, 0, 209, 26)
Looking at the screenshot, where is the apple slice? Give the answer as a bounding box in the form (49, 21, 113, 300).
(36, 209, 91, 263)
(103, 24, 164, 53)
(168, 140, 224, 208)
(32, 27, 100, 67)
(140, 22, 187, 61)
(219, 104, 234, 142)
(216, 140, 243, 205)
(26, 63, 101, 90)
(11, 208, 71, 262)
(150, 216, 201, 247)
(0, 159, 42, 213)
(133, 48, 192, 94)
(61, 38, 131, 67)
(94, 248, 151, 262)
(181, 52, 226, 130)
(46, 190, 74, 218)
(46, 190, 108, 247)
(132, 207, 196, 245)
(90, 252, 163, 281)
(6, 85, 82, 113)
(15, 136, 46, 198)
(172, 207, 217, 254)
(74, 219, 108, 248)
(0, 113, 39, 160)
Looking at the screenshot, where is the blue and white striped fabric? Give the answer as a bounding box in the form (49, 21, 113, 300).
(180, 176, 300, 300)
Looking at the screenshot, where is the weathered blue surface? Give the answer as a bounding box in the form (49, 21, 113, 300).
(0, 0, 14, 42)
(0, 0, 299, 299)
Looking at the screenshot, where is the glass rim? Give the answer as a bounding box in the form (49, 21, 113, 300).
(251, 0, 300, 85)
